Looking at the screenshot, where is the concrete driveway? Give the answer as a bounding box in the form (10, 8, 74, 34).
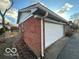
(45, 37, 69, 59)
(57, 32, 79, 59)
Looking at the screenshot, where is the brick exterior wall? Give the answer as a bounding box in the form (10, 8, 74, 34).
(19, 16, 41, 57)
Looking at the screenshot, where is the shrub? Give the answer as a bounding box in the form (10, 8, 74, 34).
(0, 27, 9, 35)
(65, 29, 73, 37)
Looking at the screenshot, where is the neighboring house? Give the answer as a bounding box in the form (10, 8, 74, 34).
(74, 20, 79, 26)
(70, 12, 79, 27)
(10, 26, 19, 32)
(17, 3, 68, 59)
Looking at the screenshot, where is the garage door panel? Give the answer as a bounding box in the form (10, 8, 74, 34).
(45, 22, 64, 48)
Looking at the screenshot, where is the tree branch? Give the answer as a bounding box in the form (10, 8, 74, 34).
(0, 0, 14, 29)
(0, 10, 3, 17)
(3, 0, 13, 16)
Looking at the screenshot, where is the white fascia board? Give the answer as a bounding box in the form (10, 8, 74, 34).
(19, 7, 37, 13)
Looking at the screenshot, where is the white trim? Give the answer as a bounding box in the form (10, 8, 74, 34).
(19, 7, 37, 12)
(45, 18, 65, 25)
(41, 18, 44, 57)
(34, 15, 42, 18)
(19, 3, 67, 23)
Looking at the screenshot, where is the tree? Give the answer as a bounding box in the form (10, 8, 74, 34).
(0, 0, 13, 33)
(70, 12, 79, 22)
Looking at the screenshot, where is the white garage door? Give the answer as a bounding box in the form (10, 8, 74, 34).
(45, 22, 64, 48)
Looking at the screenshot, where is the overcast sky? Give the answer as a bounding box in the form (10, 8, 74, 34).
(0, 0, 79, 24)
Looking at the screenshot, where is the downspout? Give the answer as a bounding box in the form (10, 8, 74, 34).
(34, 11, 48, 59)
(41, 11, 48, 58)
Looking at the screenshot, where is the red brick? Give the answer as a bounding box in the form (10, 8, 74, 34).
(19, 16, 41, 57)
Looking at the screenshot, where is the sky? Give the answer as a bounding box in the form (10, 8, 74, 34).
(0, 0, 79, 25)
